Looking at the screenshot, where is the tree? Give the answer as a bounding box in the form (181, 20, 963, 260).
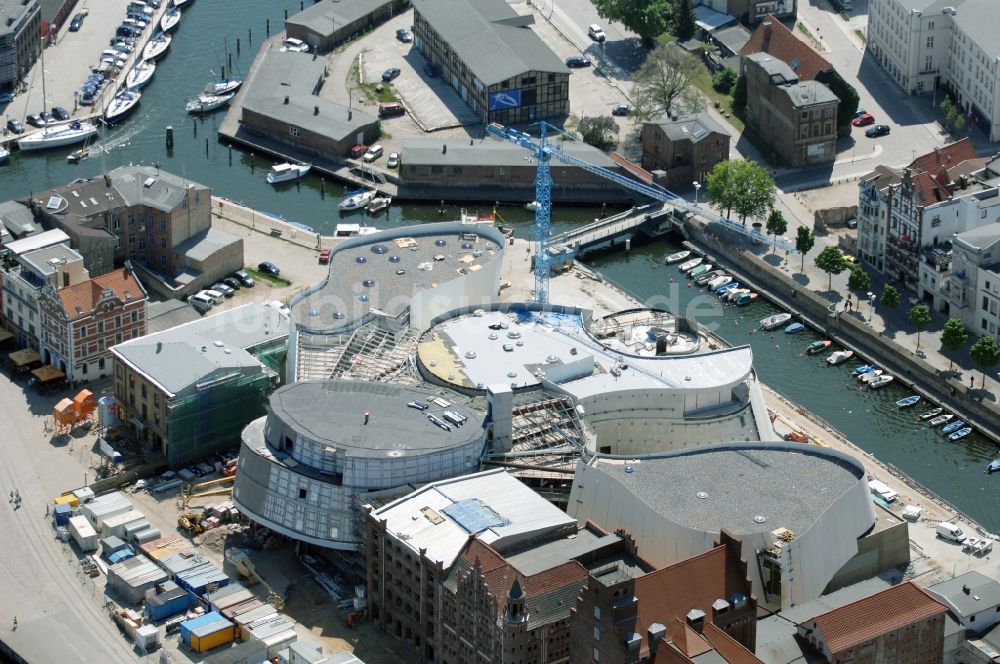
(592, 0, 673, 44)
(674, 0, 696, 41)
(848, 266, 871, 292)
(970, 335, 1000, 389)
(814, 245, 847, 290)
(880, 284, 900, 311)
(814, 70, 860, 134)
(633, 45, 704, 120)
(908, 304, 931, 351)
(731, 75, 747, 109)
(577, 116, 620, 151)
(796, 226, 815, 272)
(940, 96, 955, 118)
(953, 114, 966, 132)
(765, 209, 787, 254)
(705, 160, 775, 224)
(940, 318, 970, 372)
(712, 68, 738, 94)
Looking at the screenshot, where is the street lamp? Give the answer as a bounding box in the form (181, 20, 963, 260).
(693, 181, 702, 205)
(867, 291, 876, 323)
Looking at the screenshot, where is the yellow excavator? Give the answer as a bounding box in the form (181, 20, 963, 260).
(177, 475, 235, 510)
(178, 512, 204, 535)
(226, 548, 285, 610)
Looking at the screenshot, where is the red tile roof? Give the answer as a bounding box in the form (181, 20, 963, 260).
(909, 138, 976, 174)
(809, 581, 947, 654)
(740, 19, 831, 81)
(58, 268, 145, 320)
(702, 623, 764, 664)
(910, 171, 949, 207)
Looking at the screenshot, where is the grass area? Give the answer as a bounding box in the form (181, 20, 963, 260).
(690, 66, 744, 134)
(350, 60, 398, 104)
(246, 268, 291, 288)
(853, 28, 866, 43)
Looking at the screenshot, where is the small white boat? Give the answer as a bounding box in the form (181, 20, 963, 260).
(126, 60, 156, 90)
(185, 92, 234, 113)
(725, 288, 750, 302)
(826, 350, 854, 366)
(858, 369, 884, 383)
(159, 8, 181, 33)
(665, 250, 692, 264)
(17, 120, 98, 151)
(172, 0, 194, 9)
(367, 196, 392, 214)
(867, 375, 894, 389)
(334, 223, 378, 237)
(66, 148, 89, 164)
(206, 77, 242, 95)
(105, 89, 141, 124)
(678, 257, 702, 272)
(929, 413, 954, 427)
(525, 201, 541, 211)
(266, 162, 311, 184)
(760, 312, 792, 330)
(339, 189, 376, 211)
(688, 262, 713, 277)
(707, 275, 731, 290)
(0, 144, 9, 164)
(143, 33, 172, 62)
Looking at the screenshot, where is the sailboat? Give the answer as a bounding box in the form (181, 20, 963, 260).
(204, 68, 242, 96)
(159, 7, 181, 33)
(143, 33, 172, 62)
(105, 89, 141, 125)
(17, 44, 98, 151)
(126, 60, 156, 90)
(185, 92, 234, 113)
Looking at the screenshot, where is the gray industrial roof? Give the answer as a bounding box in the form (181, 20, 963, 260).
(506, 529, 633, 577)
(402, 137, 618, 169)
(112, 302, 289, 396)
(293, 222, 503, 331)
(110, 165, 208, 212)
(20, 244, 84, 277)
(588, 442, 866, 536)
(287, 0, 394, 36)
(0, 200, 37, 238)
(1, 0, 37, 36)
(265, 380, 483, 458)
(928, 571, 1000, 618)
(781, 80, 838, 108)
(173, 227, 240, 262)
(411, 0, 566, 85)
(654, 113, 730, 144)
(711, 25, 751, 55)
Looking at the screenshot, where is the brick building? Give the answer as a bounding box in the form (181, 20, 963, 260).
(797, 581, 948, 663)
(37, 265, 147, 382)
(740, 18, 832, 82)
(640, 113, 731, 187)
(0, 0, 41, 92)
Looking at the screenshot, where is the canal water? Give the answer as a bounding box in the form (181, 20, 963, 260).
(0, 0, 997, 531)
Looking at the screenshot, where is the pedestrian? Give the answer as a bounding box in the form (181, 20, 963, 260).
(971, 375, 975, 387)
(12, 617, 16, 630)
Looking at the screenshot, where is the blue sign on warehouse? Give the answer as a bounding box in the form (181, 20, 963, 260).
(488, 89, 522, 111)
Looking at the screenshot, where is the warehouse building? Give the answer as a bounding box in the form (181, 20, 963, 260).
(285, 0, 407, 53)
(411, 0, 569, 124)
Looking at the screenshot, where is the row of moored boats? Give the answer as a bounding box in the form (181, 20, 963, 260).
(666, 250, 758, 305)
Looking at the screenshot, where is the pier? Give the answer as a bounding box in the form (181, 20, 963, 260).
(547, 202, 680, 259)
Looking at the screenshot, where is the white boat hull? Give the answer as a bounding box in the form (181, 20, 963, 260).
(105, 91, 141, 124)
(17, 122, 98, 151)
(160, 10, 181, 32)
(186, 93, 234, 113)
(665, 250, 691, 264)
(760, 313, 792, 330)
(0, 146, 9, 163)
(207, 79, 242, 95)
(266, 163, 311, 184)
(126, 61, 156, 90)
(367, 196, 392, 213)
(340, 191, 375, 210)
(143, 35, 172, 62)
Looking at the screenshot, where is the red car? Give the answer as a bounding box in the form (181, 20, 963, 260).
(319, 248, 332, 264)
(350, 144, 368, 159)
(852, 112, 875, 127)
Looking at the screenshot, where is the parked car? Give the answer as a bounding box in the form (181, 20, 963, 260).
(382, 67, 401, 82)
(203, 289, 226, 305)
(26, 114, 45, 127)
(39, 111, 54, 125)
(6, 119, 23, 134)
(222, 277, 242, 291)
(257, 261, 280, 276)
(0, 92, 12, 105)
(852, 112, 875, 126)
(188, 291, 213, 312)
(233, 270, 255, 287)
(69, 13, 85, 31)
(588, 24, 606, 41)
(387, 152, 400, 168)
(565, 55, 591, 68)
(51, 106, 70, 121)
(319, 248, 332, 264)
(211, 282, 235, 297)
(611, 103, 630, 116)
(396, 28, 412, 43)
(280, 37, 309, 53)
(865, 124, 891, 138)
(378, 101, 405, 118)
(363, 144, 384, 162)
(853, 108, 867, 119)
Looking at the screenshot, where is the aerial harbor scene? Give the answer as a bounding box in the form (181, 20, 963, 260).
(2, 0, 1000, 661)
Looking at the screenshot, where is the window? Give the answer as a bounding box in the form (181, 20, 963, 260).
(131, 311, 138, 323)
(926, 36, 934, 49)
(925, 55, 933, 71)
(983, 209, 988, 219)
(132, 329, 139, 339)
(917, 82, 924, 93)
(115, 332, 122, 344)
(289, 126, 300, 137)
(97, 321, 103, 333)
(98, 358, 105, 370)
(299, 488, 307, 499)
(160, 219, 166, 231)
(928, 20, 934, 29)
(115, 315, 122, 328)
(593, 607, 601, 620)
(593, 627, 600, 640)
(593, 648, 600, 662)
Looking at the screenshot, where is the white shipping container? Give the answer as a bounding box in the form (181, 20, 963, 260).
(69, 515, 98, 552)
(82, 493, 134, 530)
(103, 509, 146, 538)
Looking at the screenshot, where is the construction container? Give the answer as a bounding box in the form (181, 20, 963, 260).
(73, 389, 94, 419)
(53, 398, 76, 428)
(68, 515, 98, 552)
(102, 509, 146, 538)
(160, 549, 209, 579)
(181, 611, 234, 653)
(72, 486, 95, 504)
(122, 519, 151, 540)
(108, 548, 137, 565)
(81, 492, 134, 531)
(177, 564, 229, 596)
(197, 640, 268, 664)
(101, 535, 129, 558)
(53, 503, 73, 526)
(235, 606, 277, 640)
(139, 536, 187, 561)
(222, 599, 264, 622)
(251, 625, 296, 658)
(107, 555, 168, 604)
(53, 493, 80, 509)
(209, 585, 254, 613)
(131, 527, 162, 546)
(146, 584, 195, 622)
(134, 624, 159, 653)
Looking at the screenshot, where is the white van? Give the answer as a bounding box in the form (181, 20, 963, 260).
(937, 521, 966, 543)
(867, 479, 898, 503)
(188, 291, 214, 312)
(588, 24, 606, 41)
(203, 289, 226, 305)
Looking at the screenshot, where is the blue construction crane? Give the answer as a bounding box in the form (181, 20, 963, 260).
(485, 121, 796, 304)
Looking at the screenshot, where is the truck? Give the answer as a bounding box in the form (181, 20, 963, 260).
(936, 521, 966, 543)
(867, 479, 898, 503)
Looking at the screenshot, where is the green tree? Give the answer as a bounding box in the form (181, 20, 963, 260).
(712, 68, 738, 94)
(633, 45, 704, 120)
(705, 160, 775, 224)
(848, 266, 871, 292)
(940, 96, 954, 118)
(880, 284, 901, 311)
(765, 209, 787, 254)
(705, 160, 740, 218)
(592, 0, 673, 44)
(953, 114, 966, 133)
(908, 304, 932, 351)
(674, 0, 696, 41)
(577, 116, 620, 151)
(814, 70, 860, 134)
(940, 318, 970, 372)
(795, 226, 815, 272)
(731, 75, 747, 109)
(814, 245, 847, 290)
(970, 335, 1000, 388)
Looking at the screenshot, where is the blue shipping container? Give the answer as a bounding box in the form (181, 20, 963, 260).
(146, 586, 194, 622)
(53, 504, 73, 526)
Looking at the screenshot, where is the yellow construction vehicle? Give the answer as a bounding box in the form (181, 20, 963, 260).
(178, 512, 204, 535)
(226, 548, 285, 610)
(177, 475, 235, 510)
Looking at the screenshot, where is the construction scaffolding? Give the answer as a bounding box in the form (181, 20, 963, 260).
(295, 324, 420, 384)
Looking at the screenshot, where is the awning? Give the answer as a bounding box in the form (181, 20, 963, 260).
(32, 365, 66, 383)
(9, 348, 41, 367)
(0, 328, 13, 345)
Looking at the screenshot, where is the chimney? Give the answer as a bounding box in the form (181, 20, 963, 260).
(442, 144, 447, 154)
(648, 623, 666, 656)
(156, 342, 162, 353)
(314, 105, 319, 115)
(762, 21, 773, 51)
(363, 410, 370, 425)
(283, 96, 289, 104)
(963, 584, 971, 595)
(686, 609, 706, 633)
(712, 598, 731, 618)
(935, 146, 941, 163)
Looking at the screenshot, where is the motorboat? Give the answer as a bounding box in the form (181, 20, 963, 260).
(734, 291, 757, 306)
(852, 364, 877, 376)
(126, 60, 156, 90)
(104, 89, 141, 124)
(827, 350, 854, 366)
(678, 257, 702, 272)
(159, 8, 180, 32)
(717, 282, 739, 296)
(665, 250, 691, 264)
(942, 420, 966, 434)
(707, 275, 732, 290)
(185, 92, 234, 113)
(807, 340, 832, 355)
(929, 413, 954, 427)
(266, 162, 311, 184)
(525, 201, 541, 211)
(67, 148, 89, 164)
(688, 263, 712, 277)
(919, 407, 944, 420)
(986, 457, 1000, 474)
(334, 223, 378, 237)
(339, 189, 376, 211)
(784, 322, 805, 334)
(949, 427, 973, 441)
(0, 144, 8, 164)
(858, 369, 884, 383)
(895, 395, 921, 408)
(725, 288, 750, 302)
(17, 120, 98, 151)
(694, 269, 723, 286)
(867, 375, 894, 389)
(143, 33, 172, 62)
(760, 312, 792, 330)
(367, 196, 391, 214)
